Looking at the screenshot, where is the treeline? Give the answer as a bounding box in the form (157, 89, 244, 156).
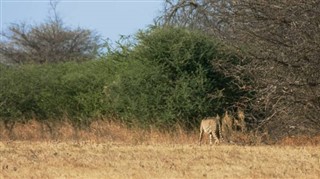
(0, 27, 250, 129)
(1, 0, 319, 138)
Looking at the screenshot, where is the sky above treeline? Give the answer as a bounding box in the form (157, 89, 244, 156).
(1, 0, 163, 42)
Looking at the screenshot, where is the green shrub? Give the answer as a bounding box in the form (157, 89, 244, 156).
(0, 60, 112, 125)
(0, 27, 249, 130)
(104, 27, 247, 129)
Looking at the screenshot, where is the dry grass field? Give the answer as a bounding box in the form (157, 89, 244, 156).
(1, 141, 320, 178)
(1, 120, 320, 178)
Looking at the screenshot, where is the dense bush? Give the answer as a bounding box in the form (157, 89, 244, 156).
(104, 27, 248, 129)
(0, 61, 111, 125)
(0, 27, 249, 130)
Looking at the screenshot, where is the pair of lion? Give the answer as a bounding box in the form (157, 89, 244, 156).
(199, 109, 246, 146)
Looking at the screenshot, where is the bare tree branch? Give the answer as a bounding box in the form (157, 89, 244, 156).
(160, 0, 320, 138)
(0, 1, 101, 64)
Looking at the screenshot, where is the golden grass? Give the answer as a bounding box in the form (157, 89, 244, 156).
(0, 119, 196, 144)
(1, 141, 320, 178)
(0, 120, 320, 178)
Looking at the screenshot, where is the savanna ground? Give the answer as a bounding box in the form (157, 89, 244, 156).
(1, 120, 320, 178)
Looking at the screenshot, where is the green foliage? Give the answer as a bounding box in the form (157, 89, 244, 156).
(104, 27, 246, 129)
(0, 61, 111, 125)
(0, 27, 249, 130)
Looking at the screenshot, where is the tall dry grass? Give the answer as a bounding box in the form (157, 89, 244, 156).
(1, 119, 320, 146)
(0, 119, 197, 144)
(1, 120, 320, 178)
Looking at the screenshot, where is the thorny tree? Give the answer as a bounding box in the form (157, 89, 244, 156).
(161, 0, 320, 138)
(0, 0, 101, 64)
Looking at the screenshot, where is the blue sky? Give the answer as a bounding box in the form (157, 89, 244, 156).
(0, 0, 163, 42)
